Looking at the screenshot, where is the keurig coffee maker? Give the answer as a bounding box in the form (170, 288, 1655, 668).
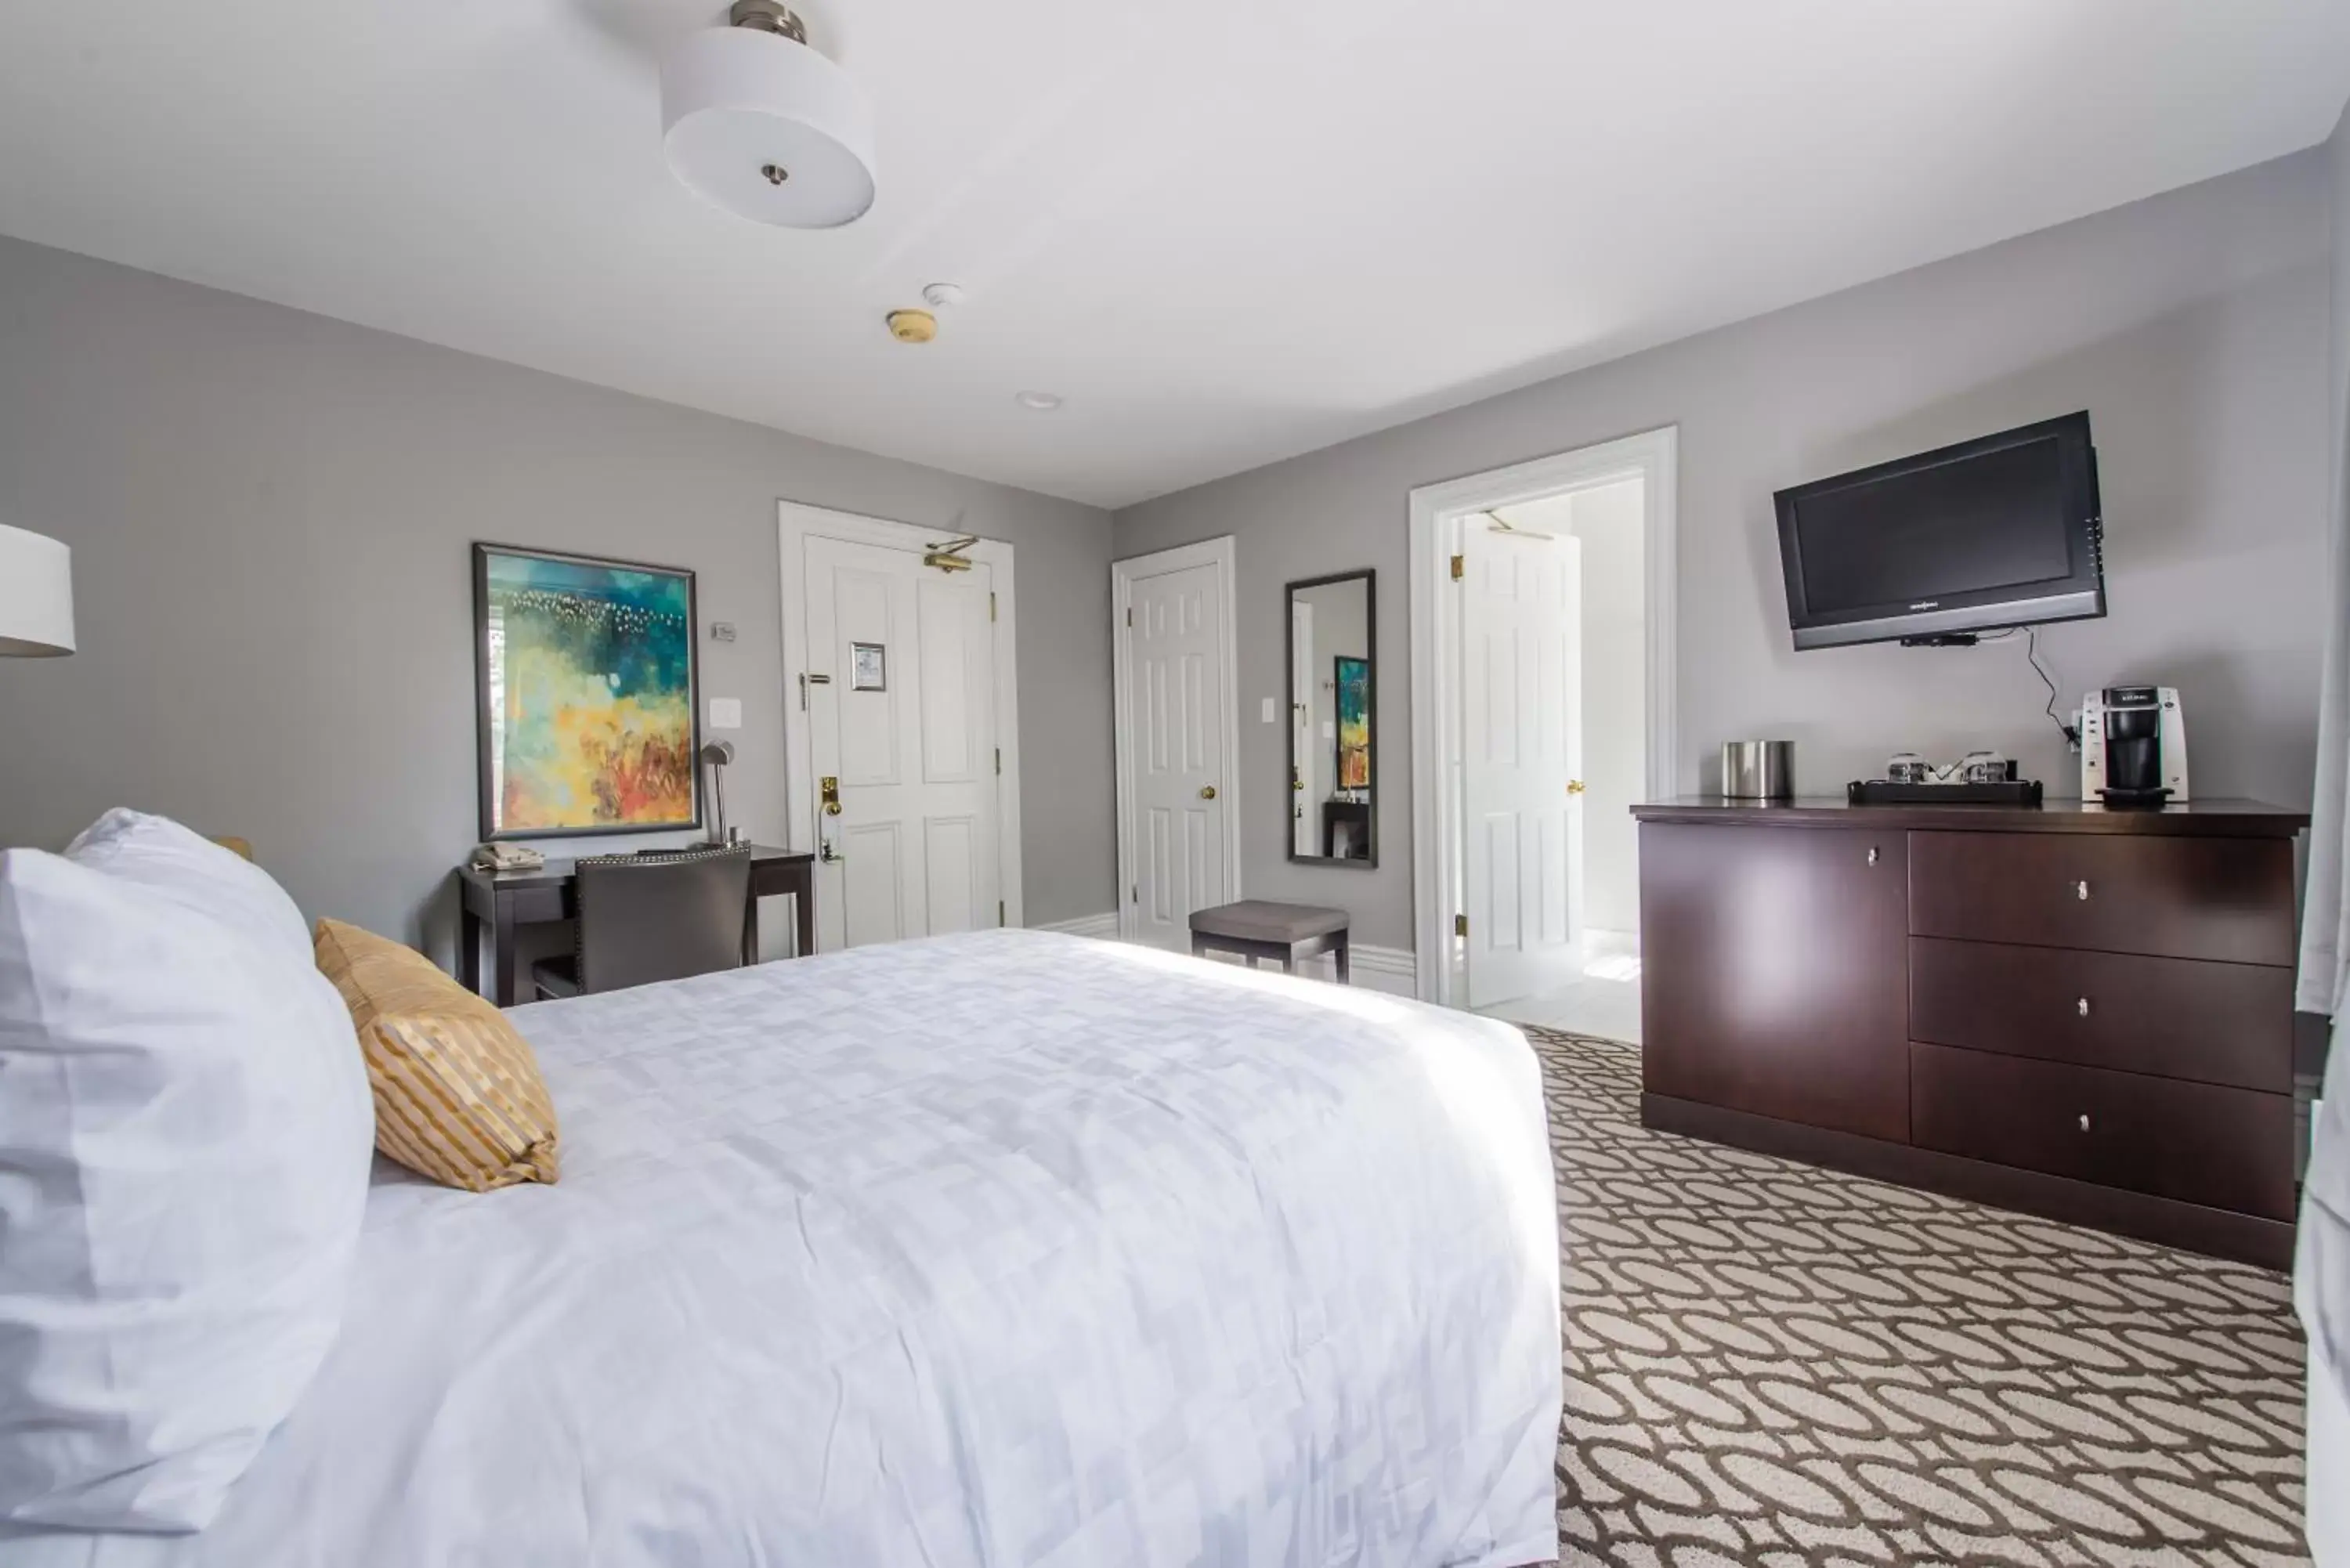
(2079, 686, 2189, 807)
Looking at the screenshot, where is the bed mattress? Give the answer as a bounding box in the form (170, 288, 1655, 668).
(11, 930, 1562, 1567)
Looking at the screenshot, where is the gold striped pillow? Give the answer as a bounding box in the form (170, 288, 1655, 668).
(313, 919, 559, 1192)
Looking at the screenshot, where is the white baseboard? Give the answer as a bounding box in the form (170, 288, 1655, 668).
(1029, 916, 1419, 999)
(1033, 912, 1120, 940)
(1183, 940, 1419, 997)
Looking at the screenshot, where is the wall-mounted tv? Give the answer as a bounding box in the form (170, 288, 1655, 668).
(1774, 412, 2106, 650)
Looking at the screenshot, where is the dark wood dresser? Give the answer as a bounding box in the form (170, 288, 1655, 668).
(1631, 797, 2308, 1266)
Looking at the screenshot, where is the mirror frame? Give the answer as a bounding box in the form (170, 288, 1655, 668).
(1284, 568, 1377, 869)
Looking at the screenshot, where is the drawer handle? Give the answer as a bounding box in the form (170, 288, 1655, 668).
(2078, 1113, 2092, 1133)
(2075, 880, 2090, 901)
(2077, 997, 2091, 1018)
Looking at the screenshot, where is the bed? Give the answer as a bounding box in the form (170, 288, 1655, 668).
(13, 929, 1562, 1567)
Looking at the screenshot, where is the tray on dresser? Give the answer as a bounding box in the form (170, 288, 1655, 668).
(1848, 779, 2044, 807)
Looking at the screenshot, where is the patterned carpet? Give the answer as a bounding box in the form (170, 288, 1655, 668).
(1524, 1027, 2312, 1567)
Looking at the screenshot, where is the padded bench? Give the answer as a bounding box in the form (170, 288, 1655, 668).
(1188, 900, 1350, 982)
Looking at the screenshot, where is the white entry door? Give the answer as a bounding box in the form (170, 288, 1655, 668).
(1462, 523, 1585, 1008)
(804, 536, 1001, 949)
(1117, 547, 1236, 950)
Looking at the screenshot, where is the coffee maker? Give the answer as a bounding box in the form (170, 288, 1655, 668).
(2079, 686, 2189, 807)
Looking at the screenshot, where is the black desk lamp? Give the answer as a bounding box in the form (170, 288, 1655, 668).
(700, 740, 737, 846)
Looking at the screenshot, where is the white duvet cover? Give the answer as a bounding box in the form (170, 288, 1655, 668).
(12, 930, 1561, 1568)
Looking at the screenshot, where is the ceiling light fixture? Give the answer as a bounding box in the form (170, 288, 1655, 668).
(1015, 391, 1064, 411)
(661, 1, 877, 229)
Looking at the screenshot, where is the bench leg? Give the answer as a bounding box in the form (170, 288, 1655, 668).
(1335, 934, 1350, 985)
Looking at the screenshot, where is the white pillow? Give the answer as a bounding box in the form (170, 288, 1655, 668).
(63, 808, 312, 965)
(0, 844, 374, 1532)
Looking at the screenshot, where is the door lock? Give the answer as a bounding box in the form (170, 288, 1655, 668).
(1199, 785, 1218, 800)
(819, 775, 841, 817)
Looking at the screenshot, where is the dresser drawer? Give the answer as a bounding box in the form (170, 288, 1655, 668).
(1909, 938, 2292, 1092)
(1911, 1042, 2294, 1219)
(1909, 830, 2295, 965)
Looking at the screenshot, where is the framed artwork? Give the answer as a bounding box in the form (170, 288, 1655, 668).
(1336, 655, 1372, 790)
(474, 543, 702, 840)
(851, 641, 888, 692)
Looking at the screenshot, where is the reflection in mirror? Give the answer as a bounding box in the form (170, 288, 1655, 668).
(1286, 570, 1376, 866)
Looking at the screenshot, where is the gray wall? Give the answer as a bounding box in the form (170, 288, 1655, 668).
(1115, 150, 2336, 950)
(0, 233, 1118, 960)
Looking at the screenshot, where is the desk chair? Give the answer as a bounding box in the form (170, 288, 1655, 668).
(531, 845, 754, 1000)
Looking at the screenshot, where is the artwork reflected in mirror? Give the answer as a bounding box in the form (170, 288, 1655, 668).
(1286, 570, 1376, 865)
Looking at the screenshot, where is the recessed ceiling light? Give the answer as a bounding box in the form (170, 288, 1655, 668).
(1015, 391, 1064, 411)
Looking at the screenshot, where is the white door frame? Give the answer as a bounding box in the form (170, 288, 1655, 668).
(777, 500, 1025, 930)
(1408, 427, 1678, 1007)
(1111, 537, 1244, 941)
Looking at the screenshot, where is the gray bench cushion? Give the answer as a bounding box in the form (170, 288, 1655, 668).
(1188, 900, 1350, 943)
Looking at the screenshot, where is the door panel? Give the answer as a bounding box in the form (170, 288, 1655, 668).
(805, 537, 1000, 950)
(924, 815, 979, 937)
(1290, 600, 1315, 855)
(833, 568, 900, 786)
(1124, 560, 1228, 950)
(1462, 527, 1585, 1007)
(1641, 822, 1910, 1143)
(841, 820, 906, 948)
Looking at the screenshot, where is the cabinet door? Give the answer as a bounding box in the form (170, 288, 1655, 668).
(1640, 822, 1909, 1142)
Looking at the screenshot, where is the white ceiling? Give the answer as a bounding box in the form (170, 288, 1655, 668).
(2, 2, 2345, 509)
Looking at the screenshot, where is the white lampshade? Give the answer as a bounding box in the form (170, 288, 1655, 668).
(661, 22, 877, 229)
(0, 523, 74, 656)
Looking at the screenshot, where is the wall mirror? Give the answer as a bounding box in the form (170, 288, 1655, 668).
(1285, 569, 1376, 866)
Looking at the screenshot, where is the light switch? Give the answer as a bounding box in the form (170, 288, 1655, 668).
(1321, 720, 1336, 739)
(709, 698, 743, 730)
(1261, 696, 1277, 724)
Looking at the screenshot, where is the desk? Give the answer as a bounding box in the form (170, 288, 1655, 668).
(456, 845, 815, 1006)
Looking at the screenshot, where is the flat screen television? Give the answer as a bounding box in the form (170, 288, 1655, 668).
(1773, 412, 2106, 650)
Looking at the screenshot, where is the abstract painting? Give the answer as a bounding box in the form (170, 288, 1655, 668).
(1336, 655, 1371, 790)
(475, 544, 700, 840)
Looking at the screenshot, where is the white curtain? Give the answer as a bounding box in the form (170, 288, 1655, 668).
(2300, 134, 2350, 1559)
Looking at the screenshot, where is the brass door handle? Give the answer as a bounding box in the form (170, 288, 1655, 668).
(820, 775, 841, 817)
(1200, 785, 1218, 800)
(1567, 779, 1587, 796)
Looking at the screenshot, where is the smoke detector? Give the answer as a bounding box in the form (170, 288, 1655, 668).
(661, 1, 877, 229)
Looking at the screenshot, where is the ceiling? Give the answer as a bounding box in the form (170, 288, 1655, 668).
(2, 2, 2345, 510)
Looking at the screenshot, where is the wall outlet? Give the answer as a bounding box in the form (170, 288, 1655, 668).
(709, 697, 743, 730)
(1261, 696, 1277, 724)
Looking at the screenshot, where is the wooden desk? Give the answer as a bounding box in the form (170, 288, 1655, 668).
(456, 845, 815, 1006)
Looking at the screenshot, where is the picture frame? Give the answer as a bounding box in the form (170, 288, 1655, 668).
(474, 543, 703, 841)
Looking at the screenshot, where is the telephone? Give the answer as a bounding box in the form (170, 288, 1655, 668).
(471, 843, 546, 873)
